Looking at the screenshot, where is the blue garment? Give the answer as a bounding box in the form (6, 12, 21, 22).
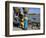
(17, 20, 20, 28)
(24, 19, 28, 29)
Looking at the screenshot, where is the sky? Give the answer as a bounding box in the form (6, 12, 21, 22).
(28, 8, 40, 14)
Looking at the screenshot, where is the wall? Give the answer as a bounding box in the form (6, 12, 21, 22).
(0, 0, 46, 38)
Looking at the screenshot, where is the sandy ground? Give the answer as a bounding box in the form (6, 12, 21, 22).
(13, 24, 40, 31)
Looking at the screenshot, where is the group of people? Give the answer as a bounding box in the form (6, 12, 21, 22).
(13, 7, 29, 30)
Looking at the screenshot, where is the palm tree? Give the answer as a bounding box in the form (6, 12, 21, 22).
(23, 8, 28, 14)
